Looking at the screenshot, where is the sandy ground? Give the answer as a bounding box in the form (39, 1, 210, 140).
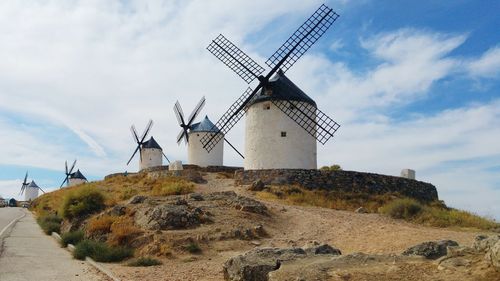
(0, 209, 110, 281)
(103, 173, 490, 281)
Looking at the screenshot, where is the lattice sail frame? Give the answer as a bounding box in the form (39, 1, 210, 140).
(207, 34, 265, 84)
(265, 4, 339, 73)
(202, 4, 340, 152)
(200, 88, 255, 152)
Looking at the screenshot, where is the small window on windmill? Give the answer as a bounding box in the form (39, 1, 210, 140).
(263, 102, 271, 110)
(281, 131, 287, 137)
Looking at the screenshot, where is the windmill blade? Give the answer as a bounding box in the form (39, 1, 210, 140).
(224, 138, 244, 159)
(200, 87, 257, 152)
(265, 4, 339, 73)
(176, 128, 188, 145)
(38, 187, 46, 194)
(130, 125, 140, 143)
(60, 176, 69, 188)
(270, 97, 340, 145)
(126, 145, 141, 165)
(68, 159, 77, 175)
(162, 152, 171, 164)
(140, 119, 154, 143)
(23, 171, 28, 185)
(174, 101, 186, 126)
(187, 96, 206, 126)
(207, 34, 265, 84)
(65, 160, 68, 175)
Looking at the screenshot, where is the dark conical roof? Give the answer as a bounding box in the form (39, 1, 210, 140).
(142, 136, 162, 150)
(70, 169, 87, 180)
(27, 180, 39, 188)
(190, 116, 220, 133)
(247, 70, 316, 107)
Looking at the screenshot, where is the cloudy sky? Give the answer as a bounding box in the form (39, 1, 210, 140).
(0, 0, 499, 219)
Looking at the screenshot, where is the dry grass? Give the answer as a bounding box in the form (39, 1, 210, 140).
(108, 216, 143, 246)
(256, 185, 396, 212)
(32, 173, 195, 217)
(87, 215, 117, 236)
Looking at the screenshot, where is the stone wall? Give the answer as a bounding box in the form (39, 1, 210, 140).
(235, 169, 438, 202)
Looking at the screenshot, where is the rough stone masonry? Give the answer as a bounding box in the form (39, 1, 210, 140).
(235, 169, 438, 202)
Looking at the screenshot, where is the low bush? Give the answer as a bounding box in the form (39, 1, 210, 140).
(184, 242, 202, 254)
(151, 179, 194, 196)
(379, 198, 423, 220)
(60, 186, 105, 219)
(108, 216, 142, 246)
(60, 230, 84, 247)
(319, 164, 342, 171)
(87, 215, 116, 236)
(73, 239, 133, 262)
(37, 214, 62, 235)
(127, 257, 162, 267)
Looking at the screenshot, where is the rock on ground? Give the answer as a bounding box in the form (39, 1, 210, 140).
(402, 240, 458, 259)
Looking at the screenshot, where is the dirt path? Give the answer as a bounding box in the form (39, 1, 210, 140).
(0, 209, 109, 281)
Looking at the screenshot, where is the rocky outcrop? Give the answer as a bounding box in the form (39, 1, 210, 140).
(486, 240, 500, 269)
(223, 244, 341, 281)
(402, 240, 458, 259)
(473, 234, 500, 252)
(235, 169, 438, 202)
(135, 204, 203, 230)
(204, 191, 268, 215)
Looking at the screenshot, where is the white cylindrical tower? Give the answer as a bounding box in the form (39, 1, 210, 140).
(188, 116, 224, 167)
(140, 136, 163, 170)
(24, 181, 39, 201)
(69, 169, 88, 186)
(244, 71, 317, 170)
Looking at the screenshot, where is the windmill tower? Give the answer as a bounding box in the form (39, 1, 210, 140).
(60, 160, 88, 187)
(127, 120, 170, 170)
(201, 4, 340, 170)
(175, 97, 244, 167)
(20, 172, 45, 201)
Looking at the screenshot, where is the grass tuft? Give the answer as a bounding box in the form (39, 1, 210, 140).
(36, 214, 62, 235)
(60, 230, 84, 247)
(151, 179, 195, 196)
(60, 186, 105, 219)
(379, 198, 423, 219)
(127, 257, 162, 267)
(184, 242, 202, 254)
(73, 239, 133, 262)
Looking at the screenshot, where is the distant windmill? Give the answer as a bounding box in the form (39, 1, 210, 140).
(202, 4, 340, 170)
(174, 96, 243, 167)
(127, 119, 170, 170)
(60, 160, 88, 187)
(19, 171, 44, 201)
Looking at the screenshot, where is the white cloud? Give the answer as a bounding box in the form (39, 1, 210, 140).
(467, 46, 500, 78)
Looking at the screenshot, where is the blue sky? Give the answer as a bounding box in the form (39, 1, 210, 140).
(0, 0, 498, 219)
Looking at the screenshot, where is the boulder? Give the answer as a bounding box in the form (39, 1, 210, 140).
(354, 207, 368, 214)
(486, 240, 500, 269)
(249, 180, 265, 191)
(205, 191, 268, 215)
(473, 234, 500, 252)
(135, 204, 202, 230)
(106, 204, 127, 216)
(402, 240, 458, 259)
(223, 244, 341, 281)
(189, 193, 204, 201)
(128, 195, 147, 204)
(223, 248, 306, 281)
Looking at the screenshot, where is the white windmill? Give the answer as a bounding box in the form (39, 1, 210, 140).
(201, 4, 340, 170)
(174, 96, 244, 167)
(19, 171, 45, 201)
(127, 120, 170, 170)
(60, 160, 88, 187)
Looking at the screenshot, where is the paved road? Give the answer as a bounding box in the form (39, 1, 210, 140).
(0, 208, 109, 281)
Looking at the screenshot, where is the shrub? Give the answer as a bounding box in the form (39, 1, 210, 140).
(151, 180, 194, 196)
(37, 214, 62, 235)
(127, 257, 162, 267)
(73, 239, 133, 262)
(60, 230, 84, 247)
(379, 198, 423, 219)
(60, 186, 105, 219)
(184, 242, 202, 254)
(87, 215, 116, 236)
(320, 164, 342, 171)
(108, 216, 142, 246)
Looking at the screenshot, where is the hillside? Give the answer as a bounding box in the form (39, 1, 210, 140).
(32, 170, 500, 280)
